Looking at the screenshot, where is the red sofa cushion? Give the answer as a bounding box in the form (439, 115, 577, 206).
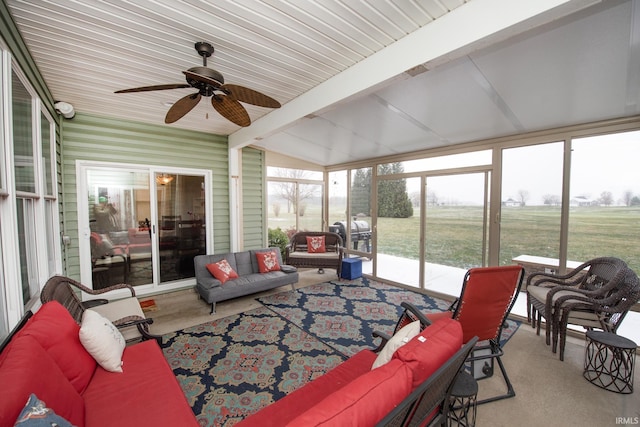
(82, 339, 199, 427)
(237, 349, 377, 427)
(15, 301, 96, 394)
(0, 335, 85, 427)
(285, 358, 413, 427)
(392, 318, 463, 388)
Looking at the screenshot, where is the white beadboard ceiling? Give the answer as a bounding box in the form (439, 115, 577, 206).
(6, 0, 640, 166)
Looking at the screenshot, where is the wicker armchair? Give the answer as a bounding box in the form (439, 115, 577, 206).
(40, 275, 161, 344)
(285, 231, 344, 276)
(526, 257, 627, 353)
(551, 267, 640, 361)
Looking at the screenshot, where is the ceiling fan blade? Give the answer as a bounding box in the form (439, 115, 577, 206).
(115, 83, 191, 93)
(222, 84, 281, 108)
(211, 95, 251, 127)
(165, 93, 202, 124)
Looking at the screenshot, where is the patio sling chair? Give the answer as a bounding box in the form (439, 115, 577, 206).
(526, 257, 627, 358)
(551, 266, 640, 361)
(425, 265, 524, 404)
(40, 275, 161, 345)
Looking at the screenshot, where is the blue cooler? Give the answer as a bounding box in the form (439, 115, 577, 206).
(341, 258, 362, 280)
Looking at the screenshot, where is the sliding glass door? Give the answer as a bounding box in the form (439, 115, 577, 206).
(80, 163, 209, 292)
(156, 173, 206, 283)
(423, 172, 489, 294)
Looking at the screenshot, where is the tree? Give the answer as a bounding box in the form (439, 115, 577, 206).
(543, 194, 561, 206)
(271, 168, 318, 214)
(376, 163, 413, 218)
(350, 168, 371, 215)
(427, 189, 439, 206)
(517, 190, 530, 207)
(623, 190, 634, 207)
(599, 191, 614, 206)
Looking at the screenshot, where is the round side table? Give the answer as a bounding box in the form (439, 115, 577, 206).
(448, 371, 478, 427)
(583, 330, 636, 394)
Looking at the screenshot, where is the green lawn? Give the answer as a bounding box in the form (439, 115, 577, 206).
(270, 205, 640, 272)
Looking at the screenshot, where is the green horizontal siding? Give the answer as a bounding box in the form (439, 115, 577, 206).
(62, 113, 231, 279)
(242, 147, 265, 249)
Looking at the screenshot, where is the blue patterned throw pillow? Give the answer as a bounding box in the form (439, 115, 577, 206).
(14, 394, 73, 427)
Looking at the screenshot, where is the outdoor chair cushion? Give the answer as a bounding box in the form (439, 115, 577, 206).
(0, 335, 86, 427)
(285, 358, 413, 427)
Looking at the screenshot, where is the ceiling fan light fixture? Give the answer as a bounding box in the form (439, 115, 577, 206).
(156, 173, 174, 185)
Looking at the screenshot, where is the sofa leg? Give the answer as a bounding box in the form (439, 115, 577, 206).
(210, 302, 216, 315)
(290, 283, 296, 292)
(318, 268, 324, 274)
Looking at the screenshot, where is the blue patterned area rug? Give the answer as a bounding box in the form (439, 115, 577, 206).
(162, 306, 345, 426)
(257, 276, 520, 357)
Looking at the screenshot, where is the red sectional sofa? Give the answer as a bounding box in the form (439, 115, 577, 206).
(237, 317, 464, 427)
(0, 301, 198, 427)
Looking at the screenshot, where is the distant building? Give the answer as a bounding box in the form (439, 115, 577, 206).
(503, 198, 520, 207)
(570, 196, 597, 207)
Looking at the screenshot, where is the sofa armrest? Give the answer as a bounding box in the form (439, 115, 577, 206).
(280, 265, 297, 273)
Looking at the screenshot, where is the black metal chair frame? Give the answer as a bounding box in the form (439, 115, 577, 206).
(431, 266, 524, 405)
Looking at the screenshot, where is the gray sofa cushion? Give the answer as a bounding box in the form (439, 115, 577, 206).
(235, 251, 254, 276)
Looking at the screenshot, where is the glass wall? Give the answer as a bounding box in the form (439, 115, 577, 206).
(267, 167, 323, 235)
(347, 167, 372, 257)
(500, 142, 564, 266)
(328, 170, 347, 229)
(424, 173, 488, 270)
(568, 132, 640, 272)
(376, 176, 420, 286)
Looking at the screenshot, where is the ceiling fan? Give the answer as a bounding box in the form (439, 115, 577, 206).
(115, 42, 281, 127)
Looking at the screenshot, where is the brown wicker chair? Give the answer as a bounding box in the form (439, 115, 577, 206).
(40, 275, 161, 344)
(551, 266, 640, 361)
(526, 257, 627, 357)
(285, 231, 344, 276)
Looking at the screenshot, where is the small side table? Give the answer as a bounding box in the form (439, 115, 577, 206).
(448, 371, 478, 427)
(341, 258, 362, 280)
(583, 331, 636, 394)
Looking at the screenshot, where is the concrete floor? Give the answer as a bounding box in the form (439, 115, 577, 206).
(147, 268, 640, 426)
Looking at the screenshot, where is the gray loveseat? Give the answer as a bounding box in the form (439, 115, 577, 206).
(194, 248, 299, 314)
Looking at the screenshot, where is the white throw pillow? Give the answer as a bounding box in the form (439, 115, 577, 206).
(371, 320, 421, 370)
(79, 309, 126, 373)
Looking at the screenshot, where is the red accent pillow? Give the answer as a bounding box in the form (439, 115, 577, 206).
(206, 259, 239, 284)
(392, 318, 463, 389)
(306, 236, 326, 253)
(255, 251, 281, 273)
(285, 359, 413, 427)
